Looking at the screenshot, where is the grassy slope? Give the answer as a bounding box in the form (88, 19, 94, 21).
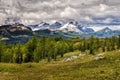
(0, 50, 120, 80)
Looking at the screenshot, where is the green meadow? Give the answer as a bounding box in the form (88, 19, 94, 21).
(0, 50, 120, 80)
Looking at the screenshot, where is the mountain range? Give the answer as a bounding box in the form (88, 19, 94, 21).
(27, 21, 95, 33)
(27, 20, 120, 38)
(1, 20, 120, 43)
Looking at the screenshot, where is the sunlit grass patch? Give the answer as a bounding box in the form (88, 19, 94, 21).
(0, 50, 120, 80)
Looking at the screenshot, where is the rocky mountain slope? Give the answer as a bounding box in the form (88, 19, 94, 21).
(0, 23, 33, 43)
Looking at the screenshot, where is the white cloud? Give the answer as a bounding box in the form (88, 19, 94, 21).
(99, 4, 109, 12)
(89, 25, 120, 31)
(0, 13, 6, 24)
(22, 12, 52, 19)
(84, 16, 93, 22)
(0, 0, 120, 25)
(102, 18, 113, 24)
(60, 6, 79, 18)
(23, 12, 40, 19)
(21, 19, 35, 25)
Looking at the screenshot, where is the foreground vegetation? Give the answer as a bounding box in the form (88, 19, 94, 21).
(0, 35, 120, 63)
(0, 50, 120, 80)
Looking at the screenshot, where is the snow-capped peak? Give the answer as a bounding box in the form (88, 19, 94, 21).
(27, 20, 94, 33)
(38, 22, 49, 27)
(50, 22, 62, 28)
(59, 22, 83, 33)
(82, 26, 87, 30)
(27, 22, 50, 31)
(100, 27, 112, 32)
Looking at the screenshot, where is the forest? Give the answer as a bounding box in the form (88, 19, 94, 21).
(0, 35, 120, 64)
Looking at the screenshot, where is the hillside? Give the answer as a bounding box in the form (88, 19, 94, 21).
(0, 50, 120, 80)
(0, 24, 33, 44)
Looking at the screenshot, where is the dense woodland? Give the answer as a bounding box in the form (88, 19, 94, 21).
(0, 35, 120, 63)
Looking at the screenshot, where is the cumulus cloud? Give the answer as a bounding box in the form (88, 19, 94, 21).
(102, 18, 113, 23)
(84, 16, 94, 22)
(0, 0, 120, 25)
(99, 4, 109, 12)
(60, 6, 79, 18)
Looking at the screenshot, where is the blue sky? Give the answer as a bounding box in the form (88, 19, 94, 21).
(0, 0, 120, 26)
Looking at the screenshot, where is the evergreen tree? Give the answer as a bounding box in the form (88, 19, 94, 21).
(0, 40, 5, 62)
(40, 36, 47, 59)
(33, 43, 42, 63)
(118, 35, 120, 48)
(26, 35, 37, 62)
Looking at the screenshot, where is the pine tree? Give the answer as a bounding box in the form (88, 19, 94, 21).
(118, 35, 120, 48)
(33, 43, 42, 63)
(40, 36, 46, 59)
(0, 39, 5, 62)
(13, 43, 23, 64)
(26, 35, 38, 62)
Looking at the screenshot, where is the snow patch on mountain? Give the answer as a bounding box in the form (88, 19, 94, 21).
(88, 24, 120, 32)
(28, 22, 50, 31)
(100, 27, 112, 32)
(59, 23, 83, 33)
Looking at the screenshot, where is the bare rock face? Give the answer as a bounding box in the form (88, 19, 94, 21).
(94, 56, 105, 61)
(62, 54, 85, 62)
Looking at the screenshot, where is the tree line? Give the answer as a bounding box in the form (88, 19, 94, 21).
(0, 35, 120, 63)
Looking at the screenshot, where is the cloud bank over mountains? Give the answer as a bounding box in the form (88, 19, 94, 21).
(0, 0, 120, 25)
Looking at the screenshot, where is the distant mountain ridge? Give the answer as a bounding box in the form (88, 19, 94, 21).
(93, 27, 120, 38)
(26, 20, 120, 38)
(1, 20, 120, 44)
(27, 20, 120, 38)
(27, 20, 95, 34)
